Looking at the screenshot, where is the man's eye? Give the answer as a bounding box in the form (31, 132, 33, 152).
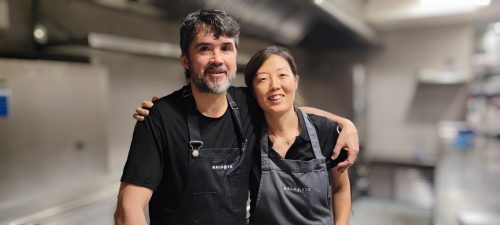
(198, 46, 210, 52)
(221, 45, 233, 51)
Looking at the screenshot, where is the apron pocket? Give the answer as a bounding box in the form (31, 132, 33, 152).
(228, 170, 249, 212)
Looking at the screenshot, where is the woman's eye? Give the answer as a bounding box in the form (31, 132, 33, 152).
(257, 77, 267, 82)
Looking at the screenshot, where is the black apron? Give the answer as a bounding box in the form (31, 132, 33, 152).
(152, 85, 248, 225)
(249, 109, 333, 225)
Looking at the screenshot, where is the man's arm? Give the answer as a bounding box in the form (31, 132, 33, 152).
(300, 107, 359, 172)
(330, 169, 351, 225)
(133, 98, 158, 121)
(114, 182, 153, 225)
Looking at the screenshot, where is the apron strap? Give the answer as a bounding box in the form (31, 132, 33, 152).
(298, 109, 324, 159)
(182, 85, 203, 152)
(259, 108, 324, 159)
(226, 93, 248, 151)
(260, 125, 270, 158)
(183, 85, 247, 153)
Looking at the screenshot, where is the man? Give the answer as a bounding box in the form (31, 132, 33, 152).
(115, 9, 359, 225)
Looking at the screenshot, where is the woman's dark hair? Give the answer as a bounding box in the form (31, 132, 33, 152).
(180, 9, 240, 78)
(244, 46, 298, 92)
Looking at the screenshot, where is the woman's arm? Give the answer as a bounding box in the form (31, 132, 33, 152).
(330, 169, 351, 225)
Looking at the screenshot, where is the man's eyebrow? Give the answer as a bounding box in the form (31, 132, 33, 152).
(194, 43, 210, 48)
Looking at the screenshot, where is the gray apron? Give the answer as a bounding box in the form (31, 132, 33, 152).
(249, 109, 333, 225)
(151, 85, 248, 225)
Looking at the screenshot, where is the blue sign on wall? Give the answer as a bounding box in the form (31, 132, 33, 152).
(0, 89, 10, 118)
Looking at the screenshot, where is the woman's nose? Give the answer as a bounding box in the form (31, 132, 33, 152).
(269, 77, 280, 90)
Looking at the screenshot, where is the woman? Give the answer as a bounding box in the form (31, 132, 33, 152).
(245, 46, 351, 225)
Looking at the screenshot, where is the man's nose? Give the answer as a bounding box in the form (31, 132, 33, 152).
(210, 50, 223, 64)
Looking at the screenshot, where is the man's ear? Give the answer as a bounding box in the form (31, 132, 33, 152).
(181, 55, 189, 70)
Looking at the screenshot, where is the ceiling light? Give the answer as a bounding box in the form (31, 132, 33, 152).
(87, 32, 180, 58)
(420, 0, 490, 7)
(314, 0, 324, 5)
(33, 24, 47, 44)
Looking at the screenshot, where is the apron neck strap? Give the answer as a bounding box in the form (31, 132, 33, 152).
(260, 108, 323, 159)
(298, 109, 323, 159)
(226, 93, 248, 151)
(183, 85, 247, 151)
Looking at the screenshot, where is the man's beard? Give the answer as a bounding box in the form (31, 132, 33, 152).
(190, 64, 234, 94)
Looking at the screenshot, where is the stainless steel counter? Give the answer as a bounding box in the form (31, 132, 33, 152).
(433, 139, 500, 225)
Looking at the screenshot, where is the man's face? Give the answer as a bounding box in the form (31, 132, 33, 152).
(182, 27, 237, 94)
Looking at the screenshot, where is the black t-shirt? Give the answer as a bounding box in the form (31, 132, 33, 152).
(120, 86, 262, 219)
(249, 112, 338, 214)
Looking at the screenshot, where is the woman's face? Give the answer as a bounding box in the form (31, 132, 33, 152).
(252, 54, 298, 116)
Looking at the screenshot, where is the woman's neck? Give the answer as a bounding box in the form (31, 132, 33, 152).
(265, 108, 299, 136)
(265, 108, 300, 158)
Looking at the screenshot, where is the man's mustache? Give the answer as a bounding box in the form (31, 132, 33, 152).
(204, 65, 227, 75)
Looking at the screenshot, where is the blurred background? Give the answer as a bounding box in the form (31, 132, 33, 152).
(1, 0, 500, 224)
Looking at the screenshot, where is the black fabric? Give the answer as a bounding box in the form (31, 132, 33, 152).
(249, 111, 338, 215)
(120, 86, 262, 222)
(268, 113, 338, 167)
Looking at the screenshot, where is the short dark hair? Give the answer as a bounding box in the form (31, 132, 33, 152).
(244, 46, 298, 92)
(180, 9, 240, 79)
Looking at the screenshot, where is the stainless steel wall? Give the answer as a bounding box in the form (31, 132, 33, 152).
(0, 59, 109, 219)
(364, 24, 472, 164)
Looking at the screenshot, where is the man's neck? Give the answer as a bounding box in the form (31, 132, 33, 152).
(190, 83, 228, 118)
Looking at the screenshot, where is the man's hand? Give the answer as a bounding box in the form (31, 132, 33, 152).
(332, 119, 359, 173)
(133, 97, 158, 121)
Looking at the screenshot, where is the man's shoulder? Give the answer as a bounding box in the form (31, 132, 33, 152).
(159, 87, 183, 102)
(306, 113, 337, 132)
(227, 85, 255, 107)
(150, 87, 185, 116)
(228, 85, 251, 97)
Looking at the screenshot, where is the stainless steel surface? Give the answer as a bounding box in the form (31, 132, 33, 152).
(434, 140, 500, 225)
(0, 0, 8, 32)
(350, 197, 432, 225)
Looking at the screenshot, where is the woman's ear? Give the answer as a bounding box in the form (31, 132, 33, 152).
(294, 74, 300, 90)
